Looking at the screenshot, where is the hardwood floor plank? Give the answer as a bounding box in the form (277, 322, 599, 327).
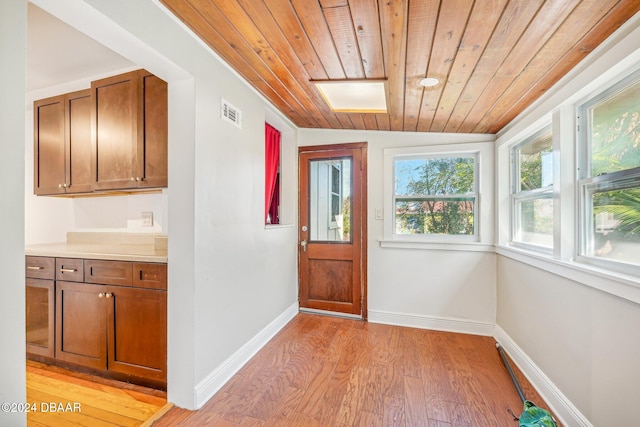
(26, 361, 166, 427)
(26, 361, 166, 402)
(356, 410, 383, 427)
(382, 396, 405, 427)
(404, 375, 430, 426)
(27, 373, 161, 420)
(28, 388, 140, 427)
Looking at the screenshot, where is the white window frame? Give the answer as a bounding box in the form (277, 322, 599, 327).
(576, 69, 640, 276)
(382, 142, 494, 248)
(510, 126, 554, 254)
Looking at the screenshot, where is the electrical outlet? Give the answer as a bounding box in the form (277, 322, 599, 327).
(142, 211, 154, 227)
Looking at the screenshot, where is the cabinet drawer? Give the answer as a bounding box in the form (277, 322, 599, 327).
(84, 260, 132, 286)
(133, 263, 167, 290)
(56, 258, 84, 282)
(26, 256, 55, 280)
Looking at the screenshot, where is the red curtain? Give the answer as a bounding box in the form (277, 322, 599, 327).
(265, 123, 281, 224)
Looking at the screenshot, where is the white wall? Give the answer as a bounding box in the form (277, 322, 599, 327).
(497, 257, 640, 426)
(495, 11, 640, 426)
(0, 1, 27, 426)
(300, 129, 497, 333)
(29, 0, 299, 410)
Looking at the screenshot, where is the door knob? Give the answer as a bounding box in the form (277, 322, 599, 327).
(300, 240, 307, 252)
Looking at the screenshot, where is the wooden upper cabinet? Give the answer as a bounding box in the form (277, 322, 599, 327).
(140, 73, 168, 188)
(66, 90, 94, 193)
(33, 90, 93, 195)
(34, 96, 66, 195)
(92, 69, 167, 191)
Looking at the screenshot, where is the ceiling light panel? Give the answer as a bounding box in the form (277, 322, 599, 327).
(314, 80, 387, 113)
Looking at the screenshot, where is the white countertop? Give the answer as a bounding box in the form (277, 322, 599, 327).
(25, 232, 168, 263)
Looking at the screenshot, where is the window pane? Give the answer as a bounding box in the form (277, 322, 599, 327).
(590, 79, 640, 176)
(309, 158, 351, 242)
(395, 157, 475, 196)
(517, 134, 553, 191)
(587, 186, 640, 266)
(395, 198, 475, 235)
(514, 197, 553, 247)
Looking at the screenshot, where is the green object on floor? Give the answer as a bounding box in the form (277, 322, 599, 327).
(519, 400, 557, 427)
(496, 343, 558, 427)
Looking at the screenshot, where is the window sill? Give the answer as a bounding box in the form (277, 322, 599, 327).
(264, 224, 295, 230)
(378, 239, 494, 252)
(495, 244, 640, 304)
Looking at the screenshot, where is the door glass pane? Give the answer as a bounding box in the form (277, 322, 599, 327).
(309, 158, 351, 242)
(26, 285, 49, 348)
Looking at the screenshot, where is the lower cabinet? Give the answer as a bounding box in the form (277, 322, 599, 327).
(26, 278, 55, 358)
(26, 256, 167, 388)
(56, 281, 108, 370)
(26, 256, 55, 358)
(107, 285, 167, 382)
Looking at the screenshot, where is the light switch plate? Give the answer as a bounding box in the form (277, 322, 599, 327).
(142, 211, 154, 227)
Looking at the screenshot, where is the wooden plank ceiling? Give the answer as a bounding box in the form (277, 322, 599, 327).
(160, 0, 640, 134)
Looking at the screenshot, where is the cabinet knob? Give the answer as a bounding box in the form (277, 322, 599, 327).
(105, 292, 113, 299)
(98, 292, 105, 298)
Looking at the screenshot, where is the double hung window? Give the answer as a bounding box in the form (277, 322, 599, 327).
(392, 153, 478, 239)
(511, 128, 554, 250)
(578, 71, 640, 271)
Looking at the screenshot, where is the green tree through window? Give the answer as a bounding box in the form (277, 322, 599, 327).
(395, 157, 476, 235)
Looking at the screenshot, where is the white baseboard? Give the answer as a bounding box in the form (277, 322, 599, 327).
(193, 303, 298, 409)
(494, 325, 593, 427)
(368, 309, 495, 336)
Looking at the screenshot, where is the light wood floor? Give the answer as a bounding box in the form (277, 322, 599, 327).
(153, 313, 558, 426)
(26, 361, 171, 426)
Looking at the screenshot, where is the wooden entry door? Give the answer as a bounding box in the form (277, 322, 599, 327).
(298, 143, 367, 318)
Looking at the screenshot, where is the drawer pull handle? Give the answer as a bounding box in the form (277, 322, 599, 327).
(27, 266, 44, 270)
(60, 268, 77, 273)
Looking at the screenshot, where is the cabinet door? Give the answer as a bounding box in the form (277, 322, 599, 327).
(34, 96, 66, 195)
(26, 278, 55, 358)
(56, 281, 107, 370)
(139, 72, 168, 188)
(65, 89, 93, 194)
(92, 71, 139, 190)
(107, 286, 167, 382)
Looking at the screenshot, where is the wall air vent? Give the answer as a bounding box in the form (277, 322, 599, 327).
(221, 98, 242, 128)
